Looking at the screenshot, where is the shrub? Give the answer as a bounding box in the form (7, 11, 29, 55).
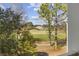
(0, 30, 36, 56)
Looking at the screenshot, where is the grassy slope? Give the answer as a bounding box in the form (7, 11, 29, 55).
(30, 29, 66, 41)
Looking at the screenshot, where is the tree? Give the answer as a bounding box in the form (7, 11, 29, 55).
(0, 7, 23, 55)
(26, 22, 33, 30)
(0, 7, 22, 35)
(0, 6, 36, 55)
(38, 4, 52, 45)
(53, 4, 68, 48)
(16, 28, 36, 56)
(38, 3, 68, 47)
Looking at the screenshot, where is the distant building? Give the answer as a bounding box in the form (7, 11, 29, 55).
(35, 26, 43, 30)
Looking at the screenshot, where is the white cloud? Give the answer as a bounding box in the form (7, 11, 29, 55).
(30, 4, 36, 7)
(27, 3, 41, 11)
(0, 4, 5, 9)
(27, 5, 32, 8)
(31, 15, 39, 19)
(30, 3, 40, 8)
(27, 3, 39, 8)
(34, 8, 39, 11)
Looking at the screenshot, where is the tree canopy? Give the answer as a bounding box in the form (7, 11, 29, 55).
(38, 3, 68, 46)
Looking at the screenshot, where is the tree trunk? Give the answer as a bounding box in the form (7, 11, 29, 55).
(48, 19, 52, 46)
(54, 17, 58, 49)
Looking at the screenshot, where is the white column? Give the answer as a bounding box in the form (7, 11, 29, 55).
(62, 3, 79, 56)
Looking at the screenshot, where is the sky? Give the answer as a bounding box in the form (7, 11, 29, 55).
(0, 3, 65, 25)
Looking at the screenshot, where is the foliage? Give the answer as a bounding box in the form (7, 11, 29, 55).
(0, 8, 22, 35)
(9, 29, 36, 56)
(0, 33, 17, 55)
(0, 7, 36, 56)
(26, 22, 33, 30)
(38, 3, 52, 45)
(0, 7, 22, 55)
(38, 3, 67, 47)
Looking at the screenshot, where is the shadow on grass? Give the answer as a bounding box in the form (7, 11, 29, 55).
(35, 52, 48, 56)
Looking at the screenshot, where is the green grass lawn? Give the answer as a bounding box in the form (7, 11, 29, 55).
(30, 29, 66, 41)
(32, 34, 49, 41)
(57, 33, 66, 40)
